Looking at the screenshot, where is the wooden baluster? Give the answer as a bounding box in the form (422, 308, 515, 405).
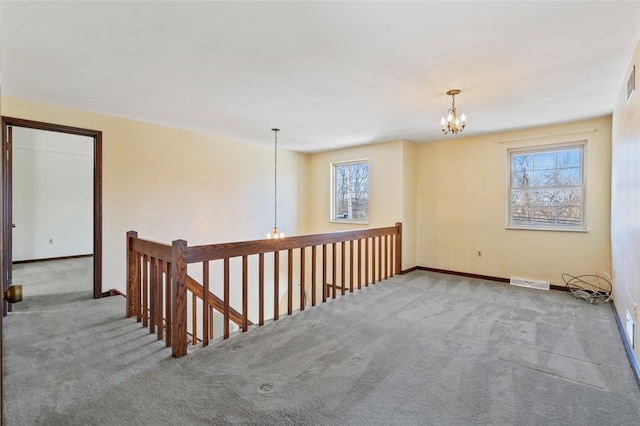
(371, 238, 376, 285)
(365, 238, 369, 287)
(223, 257, 230, 339)
(288, 249, 293, 315)
(377, 235, 382, 283)
(311, 246, 317, 306)
(349, 241, 354, 293)
(274, 251, 279, 321)
(126, 231, 138, 318)
(142, 254, 149, 327)
(384, 235, 393, 278)
(242, 255, 248, 332)
(156, 258, 163, 340)
(259, 253, 265, 326)
(382, 235, 389, 279)
(149, 256, 156, 334)
(381, 237, 385, 280)
(165, 262, 172, 347)
(357, 239, 362, 290)
(390, 235, 395, 276)
(136, 253, 142, 322)
(300, 247, 306, 311)
(192, 292, 197, 345)
(385, 235, 389, 280)
(171, 239, 188, 358)
(395, 222, 403, 275)
(322, 244, 327, 303)
(340, 241, 346, 296)
(154, 257, 161, 333)
(332, 243, 337, 299)
(202, 261, 209, 347)
(209, 305, 214, 340)
(341, 241, 346, 296)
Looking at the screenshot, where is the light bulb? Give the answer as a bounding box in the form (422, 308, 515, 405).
(441, 117, 446, 126)
(461, 113, 466, 123)
(268, 227, 281, 239)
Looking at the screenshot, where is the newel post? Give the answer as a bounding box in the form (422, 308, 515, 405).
(171, 239, 188, 358)
(395, 222, 402, 275)
(126, 231, 138, 318)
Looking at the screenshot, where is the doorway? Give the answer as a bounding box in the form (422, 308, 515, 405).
(1, 117, 103, 311)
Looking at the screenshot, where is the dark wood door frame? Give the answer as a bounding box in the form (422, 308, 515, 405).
(1, 116, 103, 303)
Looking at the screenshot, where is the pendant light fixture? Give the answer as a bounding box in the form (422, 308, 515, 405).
(267, 128, 284, 239)
(441, 89, 466, 135)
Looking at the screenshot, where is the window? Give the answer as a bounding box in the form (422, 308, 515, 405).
(508, 143, 585, 231)
(331, 160, 368, 223)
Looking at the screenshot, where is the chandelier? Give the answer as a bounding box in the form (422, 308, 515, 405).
(267, 128, 284, 239)
(441, 89, 466, 135)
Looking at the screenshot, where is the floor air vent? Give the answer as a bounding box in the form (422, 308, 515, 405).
(509, 276, 550, 291)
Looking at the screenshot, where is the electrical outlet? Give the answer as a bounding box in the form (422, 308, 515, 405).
(477, 251, 482, 257)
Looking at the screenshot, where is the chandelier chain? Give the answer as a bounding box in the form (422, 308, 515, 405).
(272, 128, 279, 230)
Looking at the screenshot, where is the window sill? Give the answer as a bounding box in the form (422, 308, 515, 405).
(505, 225, 588, 233)
(330, 220, 369, 225)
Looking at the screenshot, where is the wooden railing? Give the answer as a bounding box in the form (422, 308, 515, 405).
(126, 222, 402, 357)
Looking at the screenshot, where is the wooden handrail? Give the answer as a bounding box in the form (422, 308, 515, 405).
(186, 226, 399, 263)
(130, 237, 172, 262)
(127, 222, 402, 358)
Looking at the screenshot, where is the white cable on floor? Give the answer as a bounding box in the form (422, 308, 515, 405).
(562, 271, 613, 304)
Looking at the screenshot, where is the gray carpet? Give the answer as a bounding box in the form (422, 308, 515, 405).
(4, 260, 640, 425)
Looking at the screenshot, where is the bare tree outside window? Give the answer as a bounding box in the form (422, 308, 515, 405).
(332, 160, 368, 222)
(508, 144, 585, 230)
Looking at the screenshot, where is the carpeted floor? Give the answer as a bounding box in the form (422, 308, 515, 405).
(4, 259, 640, 425)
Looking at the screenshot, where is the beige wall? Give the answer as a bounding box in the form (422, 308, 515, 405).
(416, 116, 612, 286)
(402, 140, 417, 269)
(305, 139, 417, 269)
(306, 140, 402, 232)
(611, 39, 640, 365)
(1, 96, 307, 293)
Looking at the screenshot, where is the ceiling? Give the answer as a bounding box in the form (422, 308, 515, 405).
(1, 1, 639, 153)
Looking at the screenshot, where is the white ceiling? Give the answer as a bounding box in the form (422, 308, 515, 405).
(1, 1, 639, 152)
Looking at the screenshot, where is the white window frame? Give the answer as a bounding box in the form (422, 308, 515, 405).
(330, 159, 369, 224)
(507, 141, 587, 232)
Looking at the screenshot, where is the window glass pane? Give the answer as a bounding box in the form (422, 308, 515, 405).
(555, 207, 582, 225)
(531, 169, 555, 186)
(557, 167, 580, 185)
(557, 149, 581, 167)
(511, 171, 528, 188)
(508, 144, 584, 230)
(533, 152, 556, 170)
(554, 188, 582, 206)
(333, 161, 368, 221)
(512, 154, 532, 173)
